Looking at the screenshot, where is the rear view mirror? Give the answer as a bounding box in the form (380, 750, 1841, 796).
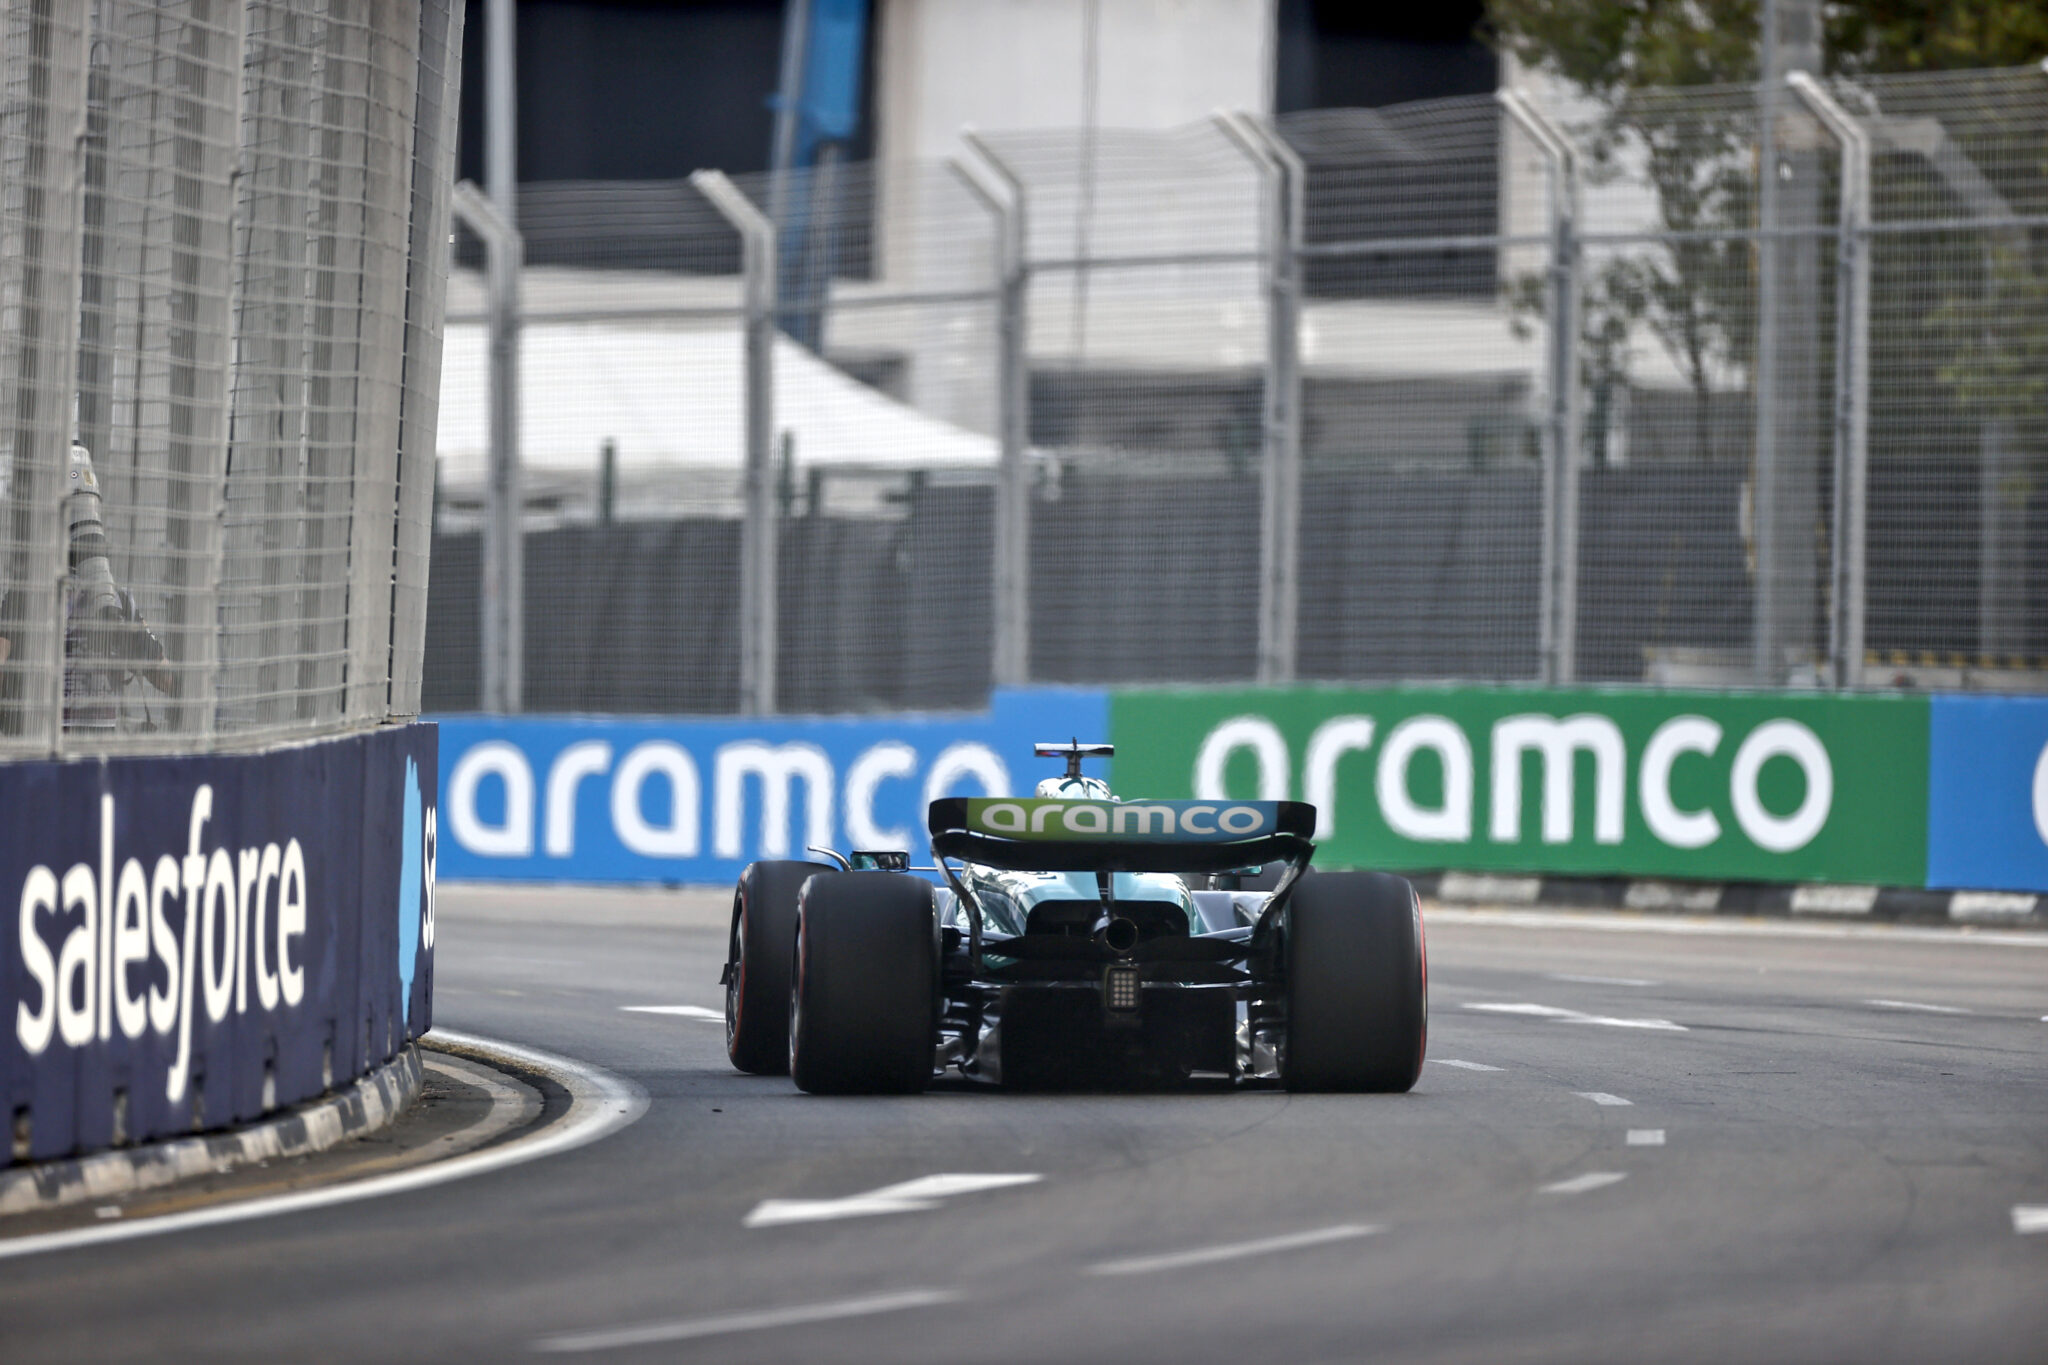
(851, 850, 910, 872)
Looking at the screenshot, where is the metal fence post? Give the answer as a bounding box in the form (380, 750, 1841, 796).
(1498, 90, 1581, 686)
(958, 132, 1030, 688)
(451, 181, 523, 714)
(1788, 72, 1870, 689)
(691, 169, 779, 715)
(1216, 111, 1303, 685)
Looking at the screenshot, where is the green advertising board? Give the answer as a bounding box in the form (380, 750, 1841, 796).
(1109, 686, 1930, 886)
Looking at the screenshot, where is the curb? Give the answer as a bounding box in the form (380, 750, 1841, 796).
(0, 1045, 423, 1218)
(1410, 871, 2046, 930)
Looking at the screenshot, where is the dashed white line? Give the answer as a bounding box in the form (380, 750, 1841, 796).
(1548, 973, 1658, 987)
(2013, 1206, 2048, 1235)
(1431, 1059, 1504, 1072)
(1424, 906, 2048, 948)
(532, 1289, 963, 1353)
(1576, 1092, 1633, 1107)
(744, 1173, 1043, 1228)
(1626, 1129, 1666, 1146)
(1866, 999, 1969, 1015)
(1541, 1172, 1628, 1195)
(1466, 1002, 1687, 1032)
(1088, 1223, 1384, 1277)
(621, 1004, 723, 1021)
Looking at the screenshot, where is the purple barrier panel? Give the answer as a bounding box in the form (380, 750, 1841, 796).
(0, 723, 436, 1167)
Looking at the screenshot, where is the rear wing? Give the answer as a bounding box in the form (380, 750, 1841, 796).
(927, 797, 1315, 874)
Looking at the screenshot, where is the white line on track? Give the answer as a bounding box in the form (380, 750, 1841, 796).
(1627, 1129, 1666, 1146)
(0, 1029, 648, 1261)
(1866, 999, 1970, 1014)
(1425, 905, 2048, 948)
(1467, 1002, 1688, 1031)
(1541, 1172, 1628, 1195)
(1577, 1092, 1633, 1107)
(744, 1173, 1043, 1228)
(532, 1288, 963, 1354)
(1088, 1223, 1384, 1277)
(2013, 1206, 2048, 1235)
(621, 1004, 723, 1020)
(1549, 973, 1658, 987)
(1431, 1059, 1504, 1071)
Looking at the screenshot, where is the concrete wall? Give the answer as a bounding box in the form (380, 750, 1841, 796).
(875, 0, 1275, 168)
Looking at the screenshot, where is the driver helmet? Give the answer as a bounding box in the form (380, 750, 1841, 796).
(1035, 774, 1113, 801)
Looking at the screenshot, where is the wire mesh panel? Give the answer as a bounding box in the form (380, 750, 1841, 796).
(1533, 79, 1839, 684)
(219, 0, 421, 741)
(428, 183, 753, 713)
(388, 0, 463, 719)
(738, 158, 1001, 711)
(0, 0, 89, 750)
(1283, 94, 1544, 681)
(1853, 67, 2048, 680)
(0, 0, 459, 755)
(977, 121, 1268, 686)
(73, 0, 243, 746)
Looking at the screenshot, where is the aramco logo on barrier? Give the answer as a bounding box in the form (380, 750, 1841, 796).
(1193, 711, 1836, 854)
(12, 787, 308, 1102)
(446, 736, 1013, 864)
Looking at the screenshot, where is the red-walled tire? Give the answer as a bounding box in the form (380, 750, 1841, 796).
(1282, 871, 1427, 1093)
(789, 872, 938, 1095)
(726, 860, 825, 1075)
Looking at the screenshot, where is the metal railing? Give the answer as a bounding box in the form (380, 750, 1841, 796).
(425, 63, 2048, 715)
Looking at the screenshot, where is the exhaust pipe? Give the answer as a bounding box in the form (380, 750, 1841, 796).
(1094, 914, 1140, 955)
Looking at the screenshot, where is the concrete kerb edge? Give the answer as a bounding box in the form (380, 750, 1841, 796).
(0, 1045, 425, 1218)
(1412, 871, 2045, 929)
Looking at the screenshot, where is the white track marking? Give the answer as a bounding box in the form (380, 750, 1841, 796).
(1425, 905, 2048, 948)
(533, 1289, 962, 1353)
(1431, 1059, 1504, 1072)
(0, 1030, 647, 1261)
(1576, 1092, 1633, 1107)
(1466, 1002, 1688, 1032)
(1866, 999, 1969, 1014)
(745, 1173, 1042, 1228)
(1626, 1129, 1666, 1146)
(1548, 973, 1658, 987)
(2013, 1206, 2048, 1235)
(1541, 1172, 1628, 1195)
(1088, 1223, 1384, 1277)
(621, 1004, 723, 1021)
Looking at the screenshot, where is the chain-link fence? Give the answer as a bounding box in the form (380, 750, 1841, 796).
(0, 0, 461, 755)
(427, 63, 2048, 716)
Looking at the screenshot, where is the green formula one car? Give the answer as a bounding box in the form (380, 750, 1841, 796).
(720, 742, 1426, 1094)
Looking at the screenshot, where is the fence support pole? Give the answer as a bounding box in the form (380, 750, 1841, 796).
(954, 136, 1030, 688)
(1788, 72, 1870, 689)
(1217, 112, 1303, 685)
(1499, 90, 1581, 686)
(692, 169, 779, 715)
(451, 181, 523, 714)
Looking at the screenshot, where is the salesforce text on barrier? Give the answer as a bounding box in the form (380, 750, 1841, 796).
(14, 786, 305, 1104)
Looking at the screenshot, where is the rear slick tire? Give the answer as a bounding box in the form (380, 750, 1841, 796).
(789, 872, 938, 1095)
(1282, 871, 1427, 1093)
(726, 860, 824, 1075)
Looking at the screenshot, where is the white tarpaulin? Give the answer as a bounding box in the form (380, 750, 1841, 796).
(435, 322, 999, 483)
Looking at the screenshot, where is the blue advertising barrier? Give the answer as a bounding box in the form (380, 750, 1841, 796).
(1927, 694, 2048, 893)
(435, 689, 1109, 884)
(1, 723, 436, 1168)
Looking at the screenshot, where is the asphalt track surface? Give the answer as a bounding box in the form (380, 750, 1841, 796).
(3, 884, 2045, 1363)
